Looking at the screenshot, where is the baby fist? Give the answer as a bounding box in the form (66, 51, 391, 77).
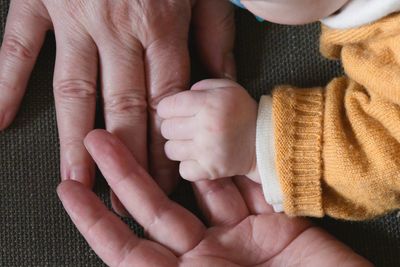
(157, 79, 258, 182)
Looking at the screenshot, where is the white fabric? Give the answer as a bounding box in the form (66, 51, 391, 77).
(256, 96, 283, 212)
(321, 0, 400, 29)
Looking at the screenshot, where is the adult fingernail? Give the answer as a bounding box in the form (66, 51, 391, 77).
(223, 53, 237, 81)
(70, 166, 92, 188)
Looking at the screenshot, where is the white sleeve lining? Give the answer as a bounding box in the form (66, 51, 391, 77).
(256, 96, 283, 213)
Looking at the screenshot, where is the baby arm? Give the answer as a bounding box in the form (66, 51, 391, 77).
(157, 79, 261, 183)
(271, 14, 400, 220)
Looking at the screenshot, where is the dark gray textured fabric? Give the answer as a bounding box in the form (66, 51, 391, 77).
(0, 1, 399, 266)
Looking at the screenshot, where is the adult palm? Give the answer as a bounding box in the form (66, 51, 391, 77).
(58, 130, 371, 267)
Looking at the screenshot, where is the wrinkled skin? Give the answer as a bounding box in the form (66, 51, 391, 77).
(0, 0, 236, 213)
(58, 130, 372, 267)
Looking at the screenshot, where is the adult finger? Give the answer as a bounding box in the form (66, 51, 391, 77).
(157, 90, 206, 119)
(164, 140, 195, 161)
(146, 36, 191, 194)
(193, 0, 236, 79)
(84, 130, 205, 255)
(0, 1, 50, 129)
(52, 27, 98, 187)
(94, 35, 147, 216)
(193, 178, 249, 226)
(161, 117, 197, 140)
(57, 180, 178, 267)
(234, 176, 274, 214)
(96, 37, 148, 170)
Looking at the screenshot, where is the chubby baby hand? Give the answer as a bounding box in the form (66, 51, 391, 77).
(157, 79, 260, 182)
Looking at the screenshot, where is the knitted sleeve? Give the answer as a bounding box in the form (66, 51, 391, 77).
(272, 13, 400, 220)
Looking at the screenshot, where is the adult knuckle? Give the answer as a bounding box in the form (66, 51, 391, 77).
(202, 180, 229, 198)
(59, 137, 83, 149)
(54, 79, 97, 100)
(2, 35, 34, 60)
(85, 213, 114, 238)
(104, 91, 147, 116)
(139, 1, 189, 35)
(146, 200, 174, 232)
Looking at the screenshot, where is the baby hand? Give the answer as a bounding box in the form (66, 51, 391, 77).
(157, 79, 260, 182)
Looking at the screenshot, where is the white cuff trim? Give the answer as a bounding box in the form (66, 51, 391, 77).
(256, 96, 284, 213)
(321, 0, 400, 29)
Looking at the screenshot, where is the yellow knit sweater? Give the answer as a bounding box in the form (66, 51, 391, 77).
(273, 13, 400, 220)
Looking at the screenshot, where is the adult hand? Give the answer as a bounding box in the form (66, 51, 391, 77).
(58, 130, 371, 267)
(0, 0, 235, 201)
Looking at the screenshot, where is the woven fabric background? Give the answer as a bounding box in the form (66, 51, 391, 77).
(0, 1, 399, 266)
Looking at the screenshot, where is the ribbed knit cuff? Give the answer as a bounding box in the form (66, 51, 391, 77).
(272, 87, 325, 217)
